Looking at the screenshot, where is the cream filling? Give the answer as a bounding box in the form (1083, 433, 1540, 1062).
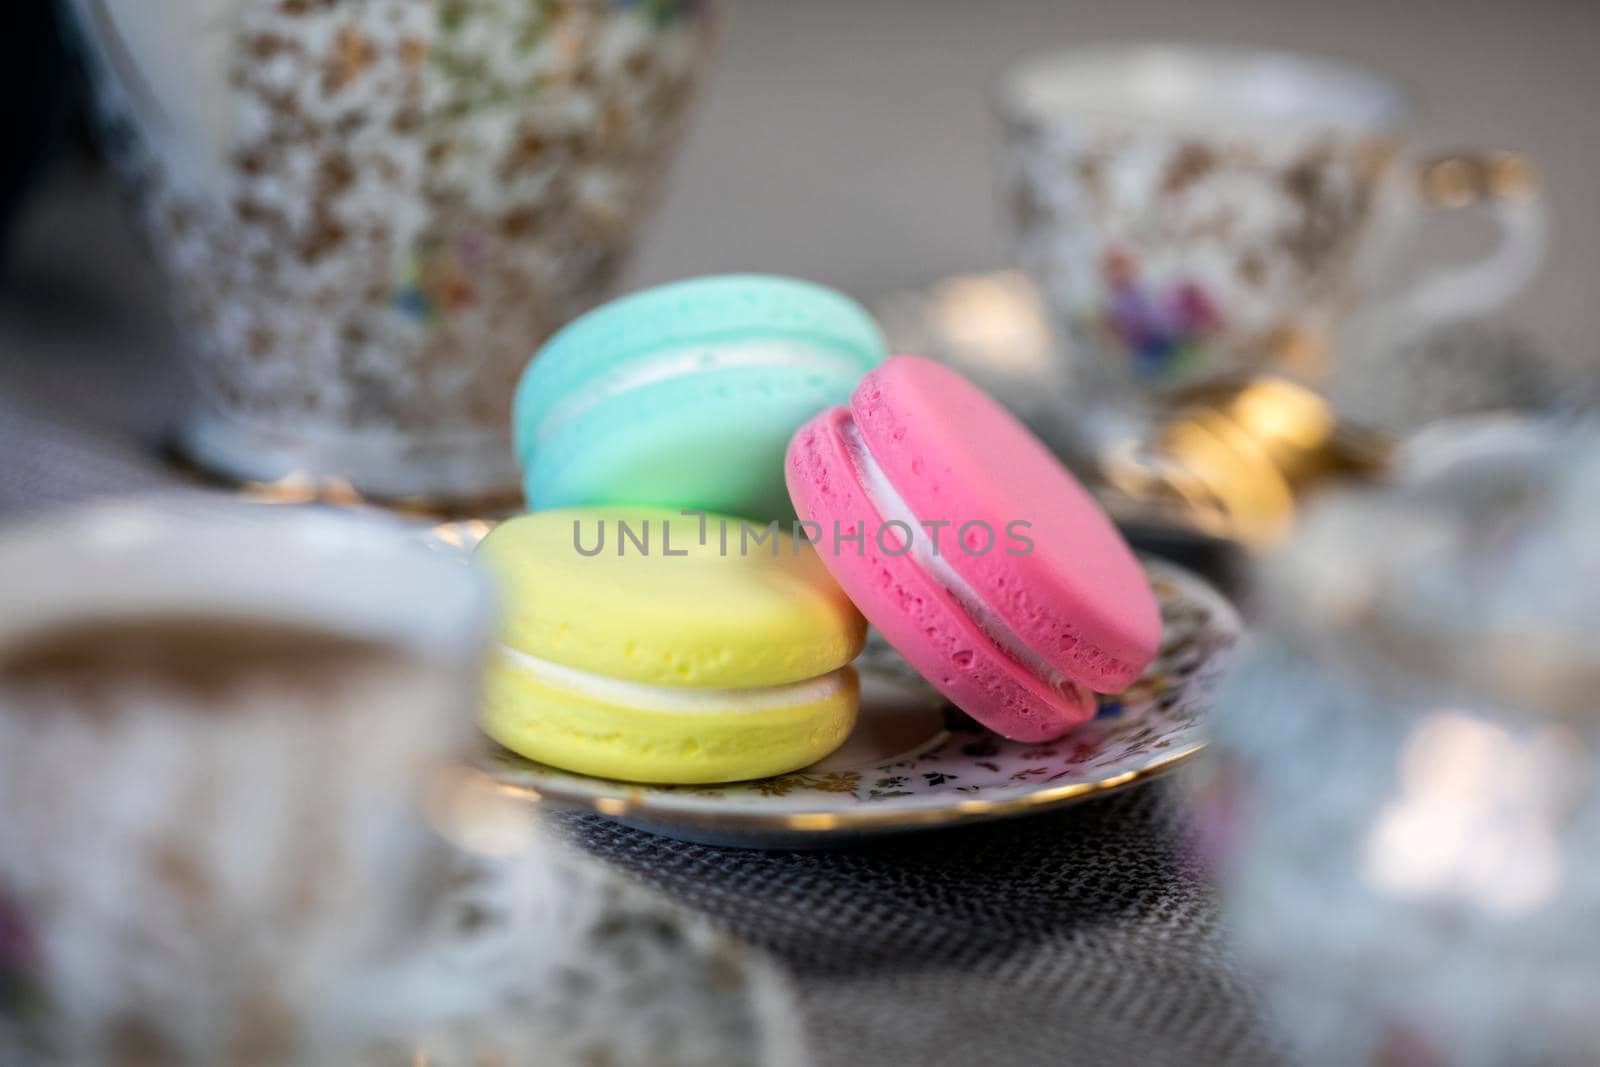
(498, 644, 851, 714)
(838, 417, 1080, 697)
(534, 339, 863, 444)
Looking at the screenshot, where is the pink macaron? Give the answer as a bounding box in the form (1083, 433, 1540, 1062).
(786, 356, 1161, 742)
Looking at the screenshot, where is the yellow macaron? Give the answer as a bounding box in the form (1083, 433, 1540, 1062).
(476, 507, 865, 783)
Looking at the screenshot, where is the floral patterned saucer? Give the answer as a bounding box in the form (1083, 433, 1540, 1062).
(484, 560, 1241, 848)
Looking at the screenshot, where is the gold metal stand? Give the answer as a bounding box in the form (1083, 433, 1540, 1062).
(1103, 376, 1392, 548)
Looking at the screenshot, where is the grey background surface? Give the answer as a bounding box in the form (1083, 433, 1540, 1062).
(629, 0, 1597, 367)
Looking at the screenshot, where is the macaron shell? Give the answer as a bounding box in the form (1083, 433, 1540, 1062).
(515, 274, 886, 464)
(475, 508, 866, 689)
(850, 357, 1159, 691)
(788, 409, 1098, 742)
(484, 652, 859, 784)
(526, 361, 866, 520)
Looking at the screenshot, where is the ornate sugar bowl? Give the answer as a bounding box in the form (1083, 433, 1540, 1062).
(1198, 420, 1600, 1066)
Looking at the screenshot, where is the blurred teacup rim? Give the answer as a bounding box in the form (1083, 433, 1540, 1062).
(0, 496, 493, 665)
(990, 41, 1418, 136)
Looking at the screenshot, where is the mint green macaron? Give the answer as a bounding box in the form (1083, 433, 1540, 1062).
(513, 274, 887, 521)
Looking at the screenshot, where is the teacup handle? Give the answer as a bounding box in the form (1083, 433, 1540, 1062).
(1369, 151, 1547, 335)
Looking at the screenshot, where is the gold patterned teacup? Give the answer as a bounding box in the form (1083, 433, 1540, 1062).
(993, 44, 1546, 475)
(67, 0, 719, 505)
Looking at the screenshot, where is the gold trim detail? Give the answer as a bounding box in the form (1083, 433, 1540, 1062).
(1421, 151, 1540, 208)
(165, 445, 524, 521)
(490, 743, 1205, 835)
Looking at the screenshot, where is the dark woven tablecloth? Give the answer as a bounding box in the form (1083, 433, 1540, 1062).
(0, 164, 1282, 1067)
(549, 786, 1280, 1067)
